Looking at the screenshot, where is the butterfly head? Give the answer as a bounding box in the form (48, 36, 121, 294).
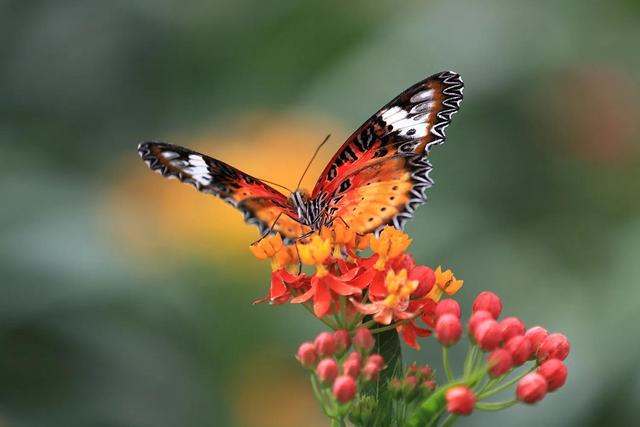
(291, 190, 322, 228)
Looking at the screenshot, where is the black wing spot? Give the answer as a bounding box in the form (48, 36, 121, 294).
(392, 185, 398, 191)
(407, 128, 416, 136)
(368, 217, 374, 222)
(390, 196, 395, 201)
(380, 207, 387, 212)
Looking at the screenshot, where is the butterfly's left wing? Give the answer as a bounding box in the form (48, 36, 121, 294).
(311, 71, 464, 233)
(138, 141, 310, 241)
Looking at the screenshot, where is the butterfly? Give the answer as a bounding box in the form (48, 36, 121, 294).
(138, 70, 463, 242)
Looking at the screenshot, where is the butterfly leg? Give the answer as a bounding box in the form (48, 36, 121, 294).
(251, 212, 285, 246)
(293, 229, 317, 273)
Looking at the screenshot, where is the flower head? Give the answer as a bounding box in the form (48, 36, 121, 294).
(298, 235, 332, 276)
(427, 266, 464, 301)
(370, 227, 412, 270)
(351, 268, 419, 325)
(446, 386, 476, 415)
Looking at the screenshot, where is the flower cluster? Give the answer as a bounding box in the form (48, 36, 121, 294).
(251, 224, 464, 349)
(251, 225, 571, 426)
(433, 291, 570, 418)
(296, 328, 385, 421)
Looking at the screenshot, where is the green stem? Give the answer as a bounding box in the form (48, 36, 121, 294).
(442, 346, 455, 382)
(476, 400, 517, 411)
(463, 344, 478, 377)
(477, 366, 535, 399)
(370, 316, 416, 334)
(301, 301, 339, 329)
(440, 414, 458, 427)
(310, 374, 332, 418)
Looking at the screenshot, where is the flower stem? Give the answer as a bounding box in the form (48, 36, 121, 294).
(477, 366, 535, 399)
(440, 414, 458, 427)
(442, 346, 455, 382)
(370, 315, 417, 334)
(463, 344, 478, 377)
(476, 400, 517, 411)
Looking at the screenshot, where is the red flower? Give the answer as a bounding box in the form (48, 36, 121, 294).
(290, 236, 365, 317)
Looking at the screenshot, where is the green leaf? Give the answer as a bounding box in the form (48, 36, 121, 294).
(362, 328, 403, 426)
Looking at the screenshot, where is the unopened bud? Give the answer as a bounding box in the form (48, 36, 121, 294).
(488, 349, 513, 378)
(536, 333, 570, 363)
(362, 362, 382, 382)
(472, 291, 502, 319)
(366, 354, 384, 370)
(516, 372, 548, 404)
(333, 375, 357, 403)
(436, 314, 462, 347)
(408, 265, 435, 298)
(446, 386, 476, 415)
(505, 335, 532, 366)
(524, 326, 548, 356)
(435, 299, 461, 319)
(500, 317, 525, 341)
(468, 310, 493, 335)
(316, 358, 338, 385)
(334, 330, 351, 355)
(296, 342, 317, 368)
(473, 319, 502, 351)
(537, 359, 568, 391)
(353, 327, 375, 352)
(342, 357, 361, 379)
(314, 332, 337, 357)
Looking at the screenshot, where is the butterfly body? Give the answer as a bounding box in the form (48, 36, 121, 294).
(138, 71, 464, 242)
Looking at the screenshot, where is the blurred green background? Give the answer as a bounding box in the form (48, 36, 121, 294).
(2, 1, 639, 426)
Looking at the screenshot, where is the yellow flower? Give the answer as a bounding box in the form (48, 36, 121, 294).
(249, 235, 299, 271)
(426, 266, 464, 301)
(370, 227, 412, 270)
(383, 269, 418, 308)
(249, 234, 284, 260)
(297, 235, 332, 277)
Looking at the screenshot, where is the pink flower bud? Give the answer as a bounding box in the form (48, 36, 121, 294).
(488, 349, 513, 378)
(407, 362, 419, 376)
(505, 335, 532, 366)
(333, 375, 357, 403)
(525, 326, 549, 358)
(436, 314, 462, 347)
(347, 351, 362, 365)
(537, 359, 568, 391)
(366, 354, 385, 370)
(334, 330, 351, 354)
(468, 310, 493, 335)
(388, 378, 403, 398)
(342, 357, 361, 379)
(314, 332, 336, 357)
(296, 342, 317, 368)
(316, 358, 338, 385)
(446, 386, 476, 415)
(408, 265, 435, 298)
(420, 366, 434, 379)
(402, 375, 419, 397)
(422, 379, 436, 392)
(472, 291, 502, 319)
(353, 327, 375, 352)
(516, 372, 548, 404)
(500, 317, 525, 341)
(362, 362, 382, 382)
(474, 319, 502, 351)
(435, 299, 461, 319)
(536, 333, 570, 363)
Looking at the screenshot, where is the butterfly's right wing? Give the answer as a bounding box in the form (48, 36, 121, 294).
(138, 141, 310, 241)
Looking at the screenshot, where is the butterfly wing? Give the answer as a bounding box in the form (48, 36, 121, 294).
(138, 141, 310, 241)
(311, 71, 464, 233)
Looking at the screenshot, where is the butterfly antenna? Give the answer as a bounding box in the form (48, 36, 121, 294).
(295, 133, 331, 192)
(256, 178, 295, 194)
